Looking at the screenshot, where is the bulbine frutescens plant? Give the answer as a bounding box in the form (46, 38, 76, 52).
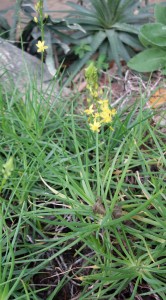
(84, 63, 116, 133)
(84, 63, 116, 197)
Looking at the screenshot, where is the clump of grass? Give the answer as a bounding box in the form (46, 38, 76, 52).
(0, 65, 166, 299)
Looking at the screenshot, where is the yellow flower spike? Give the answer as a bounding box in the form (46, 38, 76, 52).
(35, 2, 42, 12)
(84, 62, 117, 132)
(85, 63, 99, 102)
(84, 104, 94, 115)
(36, 40, 48, 53)
(34, 16, 38, 23)
(89, 119, 101, 132)
(85, 62, 98, 87)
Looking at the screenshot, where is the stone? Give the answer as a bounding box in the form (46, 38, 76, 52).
(0, 37, 67, 100)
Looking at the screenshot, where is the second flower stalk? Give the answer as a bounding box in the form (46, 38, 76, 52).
(34, 1, 48, 53)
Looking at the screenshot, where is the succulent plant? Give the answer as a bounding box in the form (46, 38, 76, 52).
(53, 0, 152, 80)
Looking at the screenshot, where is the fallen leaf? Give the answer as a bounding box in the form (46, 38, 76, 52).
(149, 88, 166, 108)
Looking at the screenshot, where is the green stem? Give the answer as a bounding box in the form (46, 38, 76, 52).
(96, 132, 100, 197)
(39, 0, 44, 93)
(0, 205, 2, 283)
(0, 178, 6, 194)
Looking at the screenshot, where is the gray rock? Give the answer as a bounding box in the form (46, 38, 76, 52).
(0, 37, 68, 99)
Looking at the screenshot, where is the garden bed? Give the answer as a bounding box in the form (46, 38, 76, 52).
(0, 1, 166, 300)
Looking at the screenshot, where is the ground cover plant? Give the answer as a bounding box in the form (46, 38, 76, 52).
(0, 62, 166, 299)
(0, 1, 166, 299)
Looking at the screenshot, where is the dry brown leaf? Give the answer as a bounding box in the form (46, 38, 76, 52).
(149, 88, 166, 108)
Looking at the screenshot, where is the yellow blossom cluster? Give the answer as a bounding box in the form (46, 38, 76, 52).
(34, 1, 42, 23)
(84, 63, 116, 133)
(34, 1, 48, 21)
(85, 100, 116, 132)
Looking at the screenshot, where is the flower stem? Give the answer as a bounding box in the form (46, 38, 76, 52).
(96, 132, 100, 197)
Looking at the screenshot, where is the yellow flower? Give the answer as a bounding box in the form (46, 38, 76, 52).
(84, 104, 94, 115)
(99, 107, 116, 124)
(89, 119, 101, 132)
(84, 63, 116, 132)
(34, 16, 38, 23)
(94, 112, 100, 118)
(36, 40, 48, 53)
(100, 110, 112, 123)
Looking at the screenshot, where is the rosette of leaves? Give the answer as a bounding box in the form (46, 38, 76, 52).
(128, 4, 166, 73)
(51, 0, 152, 80)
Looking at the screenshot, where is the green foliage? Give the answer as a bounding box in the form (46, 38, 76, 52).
(54, 0, 151, 80)
(90, 53, 109, 71)
(0, 0, 152, 81)
(0, 3, 166, 299)
(128, 4, 166, 73)
(0, 75, 166, 299)
(74, 43, 92, 58)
